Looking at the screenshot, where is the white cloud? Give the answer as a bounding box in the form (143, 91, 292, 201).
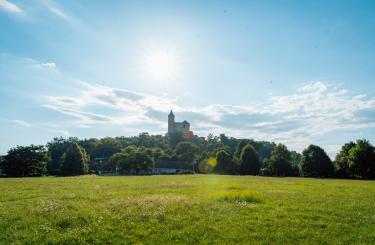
(24, 57, 57, 70)
(41, 62, 56, 68)
(0, 0, 22, 14)
(11, 119, 32, 128)
(43, 81, 375, 153)
(40, 0, 70, 21)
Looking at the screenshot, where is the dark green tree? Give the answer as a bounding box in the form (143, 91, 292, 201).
(108, 152, 132, 174)
(153, 147, 171, 161)
(175, 142, 198, 163)
(300, 145, 334, 177)
(235, 140, 252, 158)
(239, 144, 261, 175)
(60, 142, 89, 176)
(133, 151, 155, 174)
(348, 139, 375, 179)
(215, 149, 234, 173)
(290, 151, 301, 175)
(268, 143, 293, 176)
(168, 132, 183, 148)
(46, 137, 77, 174)
(2, 145, 48, 177)
(334, 141, 356, 178)
(107, 152, 123, 172)
(106, 147, 155, 174)
(94, 137, 122, 158)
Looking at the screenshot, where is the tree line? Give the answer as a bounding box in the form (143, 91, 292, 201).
(0, 132, 374, 179)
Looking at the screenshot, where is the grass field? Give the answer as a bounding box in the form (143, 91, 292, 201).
(0, 175, 374, 244)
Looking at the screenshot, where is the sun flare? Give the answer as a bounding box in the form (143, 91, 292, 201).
(140, 46, 181, 81)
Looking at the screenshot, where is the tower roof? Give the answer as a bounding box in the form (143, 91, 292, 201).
(169, 110, 174, 116)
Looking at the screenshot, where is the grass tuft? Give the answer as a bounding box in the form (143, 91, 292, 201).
(217, 191, 263, 204)
(223, 184, 242, 190)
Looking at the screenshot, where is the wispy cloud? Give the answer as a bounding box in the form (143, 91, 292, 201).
(42, 123, 70, 137)
(41, 62, 56, 69)
(43, 80, 375, 154)
(40, 0, 70, 21)
(24, 58, 57, 70)
(0, 0, 22, 14)
(11, 119, 32, 128)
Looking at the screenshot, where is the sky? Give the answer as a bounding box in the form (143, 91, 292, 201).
(1, 0, 375, 157)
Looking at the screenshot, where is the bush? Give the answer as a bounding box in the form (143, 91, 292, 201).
(1, 145, 48, 177)
(60, 142, 89, 176)
(300, 145, 334, 177)
(198, 157, 216, 174)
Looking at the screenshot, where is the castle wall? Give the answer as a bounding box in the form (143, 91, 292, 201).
(168, 111, 191, 135)
(174, 122, 190, 133)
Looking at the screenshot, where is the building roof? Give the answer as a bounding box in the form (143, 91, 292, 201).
(154, 160, 194, 170)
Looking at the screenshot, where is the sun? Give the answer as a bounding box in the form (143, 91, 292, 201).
(140, 46, 181, 81)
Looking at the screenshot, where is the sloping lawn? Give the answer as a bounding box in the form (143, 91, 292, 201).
(0, 175, 374, 244)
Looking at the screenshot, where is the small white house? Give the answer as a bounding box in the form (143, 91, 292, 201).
(153, 160, 195, 174)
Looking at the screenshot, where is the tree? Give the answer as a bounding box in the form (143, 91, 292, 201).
(2, 145, 48, 177)
(60, 142, 89, 176)
(215, 149, 234, 173)
(239, 144, 261, 175)
(300, 145, 334, 177)
(168, 132, 183, 148)
(0, 156, 4, 176)
(334, 141, 356, 178)
(235, 140, 252, 158)
(108, 152, 132, 174)
(219, 134, 238, 153)
(153, 148, 171, 161)
(175, 142, 198, 163)
(94, 137, 122, 158)
(290, 151, 301, 176)
(267, 143, 293, 176)
(348, 139, 375, 179)
(133, 151, 155, 174)
(46, 137, 77, 174)
(106, 147, 155, 174)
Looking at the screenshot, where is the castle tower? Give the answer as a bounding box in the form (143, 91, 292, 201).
(168, 110, 175, 134)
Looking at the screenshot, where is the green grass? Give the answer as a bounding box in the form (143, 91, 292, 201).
(217, 191, 263, 204)
(0, 175, 375, 244)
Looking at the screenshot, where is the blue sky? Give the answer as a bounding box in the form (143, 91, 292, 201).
(1, 0, 375, 156)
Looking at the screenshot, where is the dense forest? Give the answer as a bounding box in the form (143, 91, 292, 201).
(0, 132, 374, 179)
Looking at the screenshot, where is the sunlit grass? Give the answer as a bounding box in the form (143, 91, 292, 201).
(217, 191, 263, 204)
(0, 175, 375, 244)
(223, 184, 242, 190)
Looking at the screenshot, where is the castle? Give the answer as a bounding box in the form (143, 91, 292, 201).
(168, 110, 194, 140)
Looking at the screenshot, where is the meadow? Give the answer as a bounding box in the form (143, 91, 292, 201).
(0, 175, 374, 244)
